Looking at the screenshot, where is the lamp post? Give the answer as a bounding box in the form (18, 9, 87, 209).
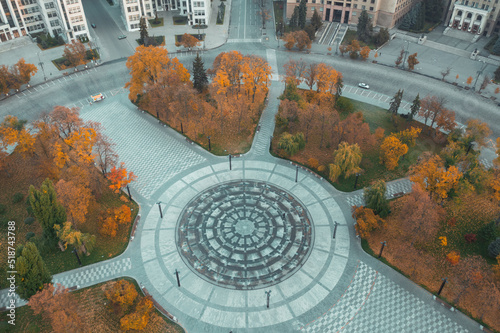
(354, 172, 361, 189)
(37, 52, 47, 81)
(180, 121, 184, 134)
(437, 277, 447, 296)
(208, 136, 211, 151)
(126, 185, 132, 200)
(72, 248, 82, 266)
(265, 290, 271, 308)
(269, 136, 273, 151)
(229, 154, 232, 170)
(378, 241, 386, 258)
(156, 201, 163, 218)
(295, 165, 299, 183)
(174, 269, 181, 287)
(333, 221, 338, 239)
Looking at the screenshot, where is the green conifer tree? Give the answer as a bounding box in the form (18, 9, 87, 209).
(311, 9, 323, 31)
(410, 94, 420, 120)
(388, 89, 404, 115)
(298, 0, 307, 29)
(139, 17, 149, 45)
(16, 242, 52, 300)
(192, 53, 208, 93)
(290, 6, 299, 29)
(28, 178, 66, 244)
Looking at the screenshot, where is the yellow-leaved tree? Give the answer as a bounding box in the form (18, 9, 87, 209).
(380, 135, 408, 170)
(328, 141, 362, 182)
(409, 153, 462, 201)
(125, 45, 190, 102)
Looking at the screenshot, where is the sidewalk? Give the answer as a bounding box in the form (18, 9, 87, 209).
(308, 25, 500, 102)
(99, 0, 231, 52)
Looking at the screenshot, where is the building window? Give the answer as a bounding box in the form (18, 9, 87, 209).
(354, 4, 357, 8)
(346, 3, 351, 6)
(369, 6, 373, 10)
(362, 5, 366, 9)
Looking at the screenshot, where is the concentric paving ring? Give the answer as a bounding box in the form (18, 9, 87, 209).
(176, 180, 314, 290)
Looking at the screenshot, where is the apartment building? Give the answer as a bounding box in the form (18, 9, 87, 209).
(445, 0, 500, 36)
(121, 0, 210, 31)
(0, 0, 89, 44)
(286, 0, 426, 29)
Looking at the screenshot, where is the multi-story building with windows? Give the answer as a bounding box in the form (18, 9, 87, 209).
(286, 0, 500, 36)
(0, 0, 89, 44)
(445, 0, 500, 36)
(121, 0, 210, 31)
(286, 0, 420, 28)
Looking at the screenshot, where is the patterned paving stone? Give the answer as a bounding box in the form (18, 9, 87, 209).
(0, 258, 132, 309)
(177, 180, 314, 290)
(79, 97, 206, 199)
(52, 257, 132, 289)
(302, 262, 469, 333)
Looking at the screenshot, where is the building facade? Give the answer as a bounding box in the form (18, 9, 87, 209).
(445, 0, 500, 36)
(0, 0, 89, 44)
(121, 0, 210, 31)
(286, 0, 420, 28)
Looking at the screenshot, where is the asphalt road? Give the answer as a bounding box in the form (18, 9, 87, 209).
(1, 43, 499, 141)
(81, 0, 135, 61)
(229, 0, 264, 40)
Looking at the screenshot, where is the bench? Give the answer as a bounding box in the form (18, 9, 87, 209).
(131, 214, 141, 240)
(185, 138, 194, 144)
(392, 191, 405, 198)
(434, 296, 454, 311)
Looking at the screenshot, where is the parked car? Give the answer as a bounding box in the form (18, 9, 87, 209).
(91, 93, 105, 102)
(91, 23, 96, 28)
(118, 35, 127, 40)
(358, 83, 370, 89)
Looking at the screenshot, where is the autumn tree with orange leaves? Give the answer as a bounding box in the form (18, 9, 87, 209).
(177, 33, 200, 50)
(105, 279, 138, 315)
(125, 45, 190, 102)
(108, 162, 137, 193)
(390, 184, 444, 244)
(29, 283, 88, 333)
(353, 206, 385, 238)
(63, 40, 87, 68)
(10, 58, 38, 87)
(409, 153, 462, 201)
(380, 135, 408, 170)
(120, 296, 154, 331)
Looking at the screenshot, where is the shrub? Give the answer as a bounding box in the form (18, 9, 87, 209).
(24, 217, 35, 225)
(446, 251, 460, 265)
(488, 238, 500, 258)
(308, 158, 319, 169)
(0, 204, 6, 215)
(25, 232, 35, 241)
(318, 165, 326, 172)
(13, 192, 24, 203)
(478, 221, 497, 242)
(464, 233, 476, 243)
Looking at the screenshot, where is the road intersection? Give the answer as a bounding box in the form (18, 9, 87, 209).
(0, 0, 498, 331)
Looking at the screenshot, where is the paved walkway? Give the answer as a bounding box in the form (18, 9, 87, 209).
(1, 5, 497, 332)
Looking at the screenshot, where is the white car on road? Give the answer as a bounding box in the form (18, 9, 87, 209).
(358, 83, 370, 89)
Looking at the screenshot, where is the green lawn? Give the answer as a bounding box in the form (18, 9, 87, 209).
(342, 29, 377, 49)
(149, 17, 164, 27)
(173, 16, 187, 25)
(334, 99, 443, 191)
